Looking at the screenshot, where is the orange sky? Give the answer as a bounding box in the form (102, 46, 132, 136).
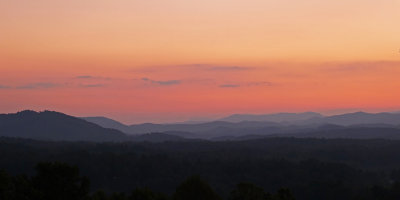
(1, 0, 400, 123)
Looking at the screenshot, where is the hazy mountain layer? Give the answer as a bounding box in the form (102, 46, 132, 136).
(3, 110, 400, 142)
(0, 110, 127, 142)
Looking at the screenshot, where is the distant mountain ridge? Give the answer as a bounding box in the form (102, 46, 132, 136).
(0, 110, 127, 142)
(0, 110, 187, 142)
(81, 111, 400, 140)
(226, 126, 400, 141)
(304, 112, 400, 126)
(80, 116, 131, 133)
(3, 110, 400, 142)
(219, 112, 323, 123)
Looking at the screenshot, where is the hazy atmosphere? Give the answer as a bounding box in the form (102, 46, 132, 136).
(1, 0, 400, 123)
(3, 1, 400, 200)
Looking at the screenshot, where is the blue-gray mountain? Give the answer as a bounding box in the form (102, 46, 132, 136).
(2, 110, 400, 142)
(219, 112, 323, 123)
(83, 111, 400, 140)
(0, 110, 126, 142)
(0, 111, 186, 142)
(302, 112, 400, 126)
(80, 116, 130, 132)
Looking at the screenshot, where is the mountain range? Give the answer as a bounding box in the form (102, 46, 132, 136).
(0, 110, 126, 142)
(1, 110, 400, 142)
(302, 112, 400, 126)
(82, 111, 400, 139)
(219, 112, 323, 123)
(0, 111, 189, 142)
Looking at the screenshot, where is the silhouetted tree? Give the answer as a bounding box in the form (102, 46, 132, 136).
(129, 187, 169, 200)
(173, 176, 221, 200)
(109, 192, 128, 200)
(91, 190, 109, 200)
(0, 170, 12, 200)
(13, 174, 38, 200)
(273, 188, 295, 200)
(33, 162, 90, 200)
(229, 182, 272, 200)
(389, 182, 400, 199)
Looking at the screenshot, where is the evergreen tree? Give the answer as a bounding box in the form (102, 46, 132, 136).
(33, 162, 90, 200)
(229, 182, 272, 200)
(0, 170, 13, 200)
(273, 188, 295, 200)
(173, 176, 221, 200)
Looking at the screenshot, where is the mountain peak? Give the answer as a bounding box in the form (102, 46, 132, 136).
(220, 112, 323, 123)
(0, 111, 127, 142)
(350, 111, 369, 115)
(16, 110, 38, 115)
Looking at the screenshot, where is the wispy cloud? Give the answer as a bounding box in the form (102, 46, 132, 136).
(247, 81, 273, 86)
(16, 82, 60, 89)
(219, 81, 274, 88)
(75, 75, 94, 79)
(79, 84, 105, 88)
(14, 82, 106, 89)
(323, 61, 400, 72)
(180, 64, 210, 68)
(142, 77, 181, 86)
(0, 85, 10, 89)
(219, 84, 241, 88)
(74, 75, 113, 80)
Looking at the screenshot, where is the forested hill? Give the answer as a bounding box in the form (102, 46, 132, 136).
(2, 137, 400, 199)
(0, 110, 127, 142)
(3, 110, 400, 142)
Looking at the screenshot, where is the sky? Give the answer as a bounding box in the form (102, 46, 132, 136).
(1, 0, 400, 124)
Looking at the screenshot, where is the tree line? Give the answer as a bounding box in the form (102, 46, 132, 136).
(4, 137, 400, 199)
(1, 162, 295, 200)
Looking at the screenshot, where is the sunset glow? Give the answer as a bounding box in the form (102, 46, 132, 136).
(1, 0, 400, 123)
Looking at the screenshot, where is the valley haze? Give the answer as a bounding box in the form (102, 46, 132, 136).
(1, 1, 400, 199)
(1, 110, 400, 142)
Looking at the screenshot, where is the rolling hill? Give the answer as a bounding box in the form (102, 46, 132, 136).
(219, 112, 323, 123)
(0, 110, 127, 142)
(4, 110, 400, 142)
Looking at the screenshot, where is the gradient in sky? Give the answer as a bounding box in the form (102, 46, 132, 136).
(1, 0, 400, 123)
